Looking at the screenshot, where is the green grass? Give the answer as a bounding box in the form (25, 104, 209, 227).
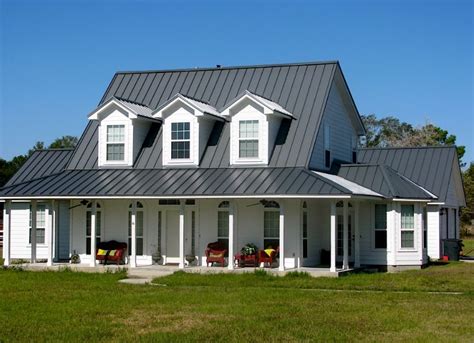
(0, 263, 473, 342)
(462, 237, 474, 256)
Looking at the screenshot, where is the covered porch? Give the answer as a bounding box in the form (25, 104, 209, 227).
(3, 197, 365, 274)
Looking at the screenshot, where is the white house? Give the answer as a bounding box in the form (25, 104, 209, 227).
(0, 61, 465, 273)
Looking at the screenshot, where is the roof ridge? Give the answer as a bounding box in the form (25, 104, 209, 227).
(378, 165, 398, 197)
(114, 60, 339, 75)
(359, 145, 456, 151)
(32, 148, 75, 152)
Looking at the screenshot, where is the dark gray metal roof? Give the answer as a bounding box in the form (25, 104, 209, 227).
(358, 146, 458, 201)
(67, 61, 339, 170)
(5, 149, 73, 187)
(0, 167, 381, 198)
(337, 164, 436, 200)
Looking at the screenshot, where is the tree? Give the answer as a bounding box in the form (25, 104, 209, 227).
(460, 163, 474, 229)
(0, 136, 78, 187)
(361, 114, 466, 165)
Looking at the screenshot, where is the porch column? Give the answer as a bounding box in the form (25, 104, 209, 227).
(228, 201, 235, 270)
(342, 200, 349, 270)
(354, 201, 360, 268)
(279, 202, 285, 271)
(179, 200, 185, 269)
(130, 201, 137, 268)
(46, 201, 54, 267)
(330, 201, 336, 272)
(3, 200, 11, 266)
(31, 200, 37, 263)
(90, 201, 97, 267)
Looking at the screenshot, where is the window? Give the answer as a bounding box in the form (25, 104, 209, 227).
(29, 204, 46, 244)
(302, 202, 308, 259)
(171, 122, 190, 159)
(423, 207, 427, 249)
(106, 125, 125, 161)
(128, 202, 144, 255)
(401, 205, 415, 248)
(159, 199, 181, 205)
(86, 203, 101, 254)
(217, 201, 229, 249)
(264, 201, 280, 249)
(239, 120, 259, 158)
(374, 204, 387, 249)
(336, 202, 352, 256)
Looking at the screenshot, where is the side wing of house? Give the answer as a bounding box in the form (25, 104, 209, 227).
(308, 66, 364, 171)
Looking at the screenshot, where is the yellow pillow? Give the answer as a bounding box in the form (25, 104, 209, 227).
(264, 249, 275, 257)
(209, 252, 224, 258)
(97, 249, 108, 256)
(109, 250, 117, 256)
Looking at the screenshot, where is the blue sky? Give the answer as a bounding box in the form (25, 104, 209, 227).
(1, 0, 473, 163)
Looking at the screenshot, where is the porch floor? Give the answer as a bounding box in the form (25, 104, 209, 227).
(13, 262, 354, 278)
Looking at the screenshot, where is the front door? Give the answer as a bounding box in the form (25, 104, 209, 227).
(165, 210, 180, 264)
(336, 213, 354, 262)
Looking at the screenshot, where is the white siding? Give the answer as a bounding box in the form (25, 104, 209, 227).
(309, 81, 358, 170)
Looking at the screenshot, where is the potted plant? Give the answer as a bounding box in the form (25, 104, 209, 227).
(70, 250, 80, 264)
(186, 254, 197, 265)
(151, 244, 163, 265)
(241, 243, 258, 256)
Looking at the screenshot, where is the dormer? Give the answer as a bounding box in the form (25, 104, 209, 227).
(152, 93, 224, 167)
(220, 90, 294, 165)
(88, 97, 158, 168)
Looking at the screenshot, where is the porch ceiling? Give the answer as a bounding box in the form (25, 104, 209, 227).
(0, 167, 383, 199)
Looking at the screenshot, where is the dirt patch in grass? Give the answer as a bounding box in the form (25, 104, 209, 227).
(115, 309, 225, 335)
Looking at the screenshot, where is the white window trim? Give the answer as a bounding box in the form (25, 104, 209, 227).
(170, 122, 192, 161)
(229, 112, 268, 165)
(238, 119, 260, 160)
(99, 120, 133, 167)
(128, 202, 145, 256)
(217, 202, 230, 241)
(105, 124, 126, 162)
(263, 206, 280, 246)
(28, 203, 47, 246)
(162, 112, 199, 167)
(86, 202, 103, 255)
(399, 204, 417, 251)
(373, 203, 388, 251)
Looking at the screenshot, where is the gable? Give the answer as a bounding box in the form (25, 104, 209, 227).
(68, 61, 338, 170)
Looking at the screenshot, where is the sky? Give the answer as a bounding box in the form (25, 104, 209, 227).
(1, 0, 473, 164)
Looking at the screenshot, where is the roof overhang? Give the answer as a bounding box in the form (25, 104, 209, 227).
(88, 97, 159, 122)
(152, 93, 224, 121)
(220, 90, 294, 119)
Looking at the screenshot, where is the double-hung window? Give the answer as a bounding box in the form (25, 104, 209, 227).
(401, 205, 415, 248)
(29, 204, 46, 244)
(217, 201, 229, 249)
(264, 201, 280, 249)
(171, 122, 190, 159)
(239, 120, 259, 158)
(374, 204, 387, 249)
(106, 125, 125, 161)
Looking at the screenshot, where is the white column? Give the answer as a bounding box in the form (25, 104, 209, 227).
(90, 200, 97, 267)
(342, 200, 349, 270)
(354, 201, 360, 268)
(179, 200, 185, 269)
(228, 201, 234, 270)
(330, 201, 337, 272)
(130, 201, 137, 268)
(418, 204, 424, 264)
(46, 201, 54, 267)
(279, 202, 285, 271)
(3, 200, 11, 266)
(31, 200, 37, 263)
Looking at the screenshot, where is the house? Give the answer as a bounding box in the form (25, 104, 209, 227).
(0, 61, 466, 273)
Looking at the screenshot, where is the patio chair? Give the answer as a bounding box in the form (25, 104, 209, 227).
(258, 247, 279, 268)
(95, 240, 127, 265)
(205, 241, 227, 267)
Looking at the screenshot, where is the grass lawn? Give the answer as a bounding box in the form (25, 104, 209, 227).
(0, 263, 473, 342)
(462, 237, 474, 256)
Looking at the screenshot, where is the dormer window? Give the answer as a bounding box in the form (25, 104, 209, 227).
(171, 122, 191, 159)
(221, 90, 294, 166)
(239, 120, 259, 158)
(106, 125, 125, 161)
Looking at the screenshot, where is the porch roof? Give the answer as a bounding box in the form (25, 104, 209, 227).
(0, 167, 384, 199)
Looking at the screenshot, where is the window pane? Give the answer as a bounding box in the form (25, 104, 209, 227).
(171, 122, 190, 140)
(375, 230, 387, 249)
(264, 211, 279, 238)
(375, 204, 387, 230)
(36, 205, 46, 227)
(401, 205, 414, 229)
(96, 211, 101, 236)
(239, 120, 258, 138)
(86, 212, 91, 236)
(107, 125, 125, 142)
(303, 239, 308, 258)
(171, 141, 190, 159)
(401, 231, 414, 248)
(264, 239, 279, 250)
(217, 211, 229, 238)
(239, 140, 258, 158)
(303, 212, 308, 238)
(86, 237, 91, 255)
(107, 144, 124, 161)
(136, 212, 144, 237)
(136, 238, 143, 256)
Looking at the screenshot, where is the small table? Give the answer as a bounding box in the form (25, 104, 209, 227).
(234, 253, 259, 267)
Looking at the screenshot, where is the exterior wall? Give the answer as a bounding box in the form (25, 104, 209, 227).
(309, 81, 358, 170)
(427, 205, 441, 259)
